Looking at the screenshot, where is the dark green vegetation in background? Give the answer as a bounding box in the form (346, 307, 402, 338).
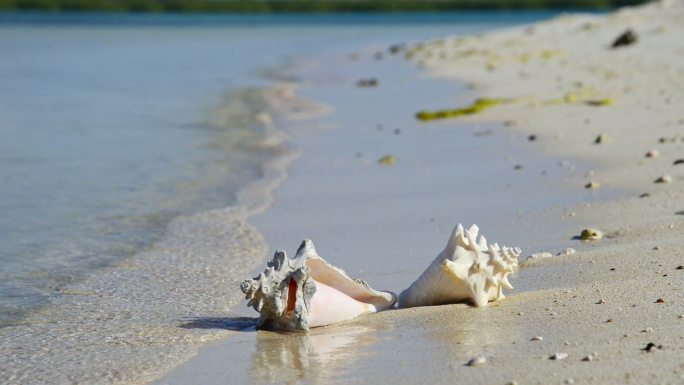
(0, 0, 647, 12)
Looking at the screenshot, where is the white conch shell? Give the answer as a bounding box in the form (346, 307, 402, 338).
(398, 224, 520, 308)
(241, 240, 397, 331)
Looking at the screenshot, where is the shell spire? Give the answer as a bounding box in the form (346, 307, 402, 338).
(398, 224, 520, 308)
(241, 240, 397, 331)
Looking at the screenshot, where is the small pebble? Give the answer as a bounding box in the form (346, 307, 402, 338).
(676, 265, 683, 270)
(596, 299, 606, 304)
(642, 327, 653, 333)
(466, 355, 487, 367)
(653, 246, 661, 250)
(582, 354, 594, 362)
(528, 134, 537, 141)
(678, 315, 684, 319)
(356, 78, 378, 87)
(606, 319, 613, 323)
(580, 228, 603, 240)
(514, 164, 523, 170)
(550, 352, 568, 360)
(673, 159, 684, 165)
(585, 181, 601, 189)
(594, 134, 609, 144)
(655, 175, 672, 184)
(656, 298, 665, 303)
(564, 378, 575, 385)
(645, 150, 659, 158)
(517, 312, 524, 315)
(640, 193, 651, 198)
(557, 248, 576, 256)
(530, 335, 543, 341)
(526, 252, 553, 260)
(642, 342, 662, 352)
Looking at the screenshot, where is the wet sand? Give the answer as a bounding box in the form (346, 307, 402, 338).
(159, 1, 684, 384)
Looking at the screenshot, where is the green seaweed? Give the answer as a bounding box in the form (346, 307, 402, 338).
(415, 98, 504, 121)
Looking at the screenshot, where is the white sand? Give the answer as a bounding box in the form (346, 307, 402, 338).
(140, 3, 684, 384)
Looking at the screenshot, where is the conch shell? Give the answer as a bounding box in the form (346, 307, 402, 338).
(241, 240, 397, 331)
(398, 224, 520, 308)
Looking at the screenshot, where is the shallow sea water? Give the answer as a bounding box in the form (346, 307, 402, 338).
(0, 11, 572, 384)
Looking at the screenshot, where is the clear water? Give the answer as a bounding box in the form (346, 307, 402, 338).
(0, 11, 561, 325)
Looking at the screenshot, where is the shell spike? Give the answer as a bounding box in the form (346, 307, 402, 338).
(269, 250, 287, 270)
(478, 235, 488, 250)
(466, 229, 479, 250)
(295, 239, 318, 260)
(444, 225, 462, 255)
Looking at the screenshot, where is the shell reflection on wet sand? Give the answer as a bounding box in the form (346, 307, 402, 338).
(241, 240, 396, 331)
(250, 326, 375, 384)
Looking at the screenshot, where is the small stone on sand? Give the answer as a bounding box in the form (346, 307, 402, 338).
(585, 181, 601, 189)
(580, 228, 603, 240)
(642, 327, 653, 333)
(596, 299, 606, 304)
(655, 175, 672, 184)
(466, 356, 487, 367)
(642, 342, 662, 352)
(674, 159, 684, 165)
(611, 29, 638, 48)
(645, 150, 659, 158)
(594, 134, 609, 144)
(356, 78, 378, 87)
(526, 252, 553, 260)
(557, 248, 576, 256)
(582, 354, 594, 362)
(531, 335, 543, 341)
(656, 298, 665, 303)
(676, 265, 683, 270)
(550, 352, 568, 360)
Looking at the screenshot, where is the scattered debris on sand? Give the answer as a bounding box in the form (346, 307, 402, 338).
(611, 29, 638, 48)
(580, 228, 603, 240)
(466, 356, 487, 367)
(356, 78, 378, 87)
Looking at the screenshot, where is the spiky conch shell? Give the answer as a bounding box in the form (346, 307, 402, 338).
(398, 224, 520, 308)
(241, 240, 397, 331)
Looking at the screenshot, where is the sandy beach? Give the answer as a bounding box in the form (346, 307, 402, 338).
(159, 2, 684, 384)
(2, 3, 683, 384)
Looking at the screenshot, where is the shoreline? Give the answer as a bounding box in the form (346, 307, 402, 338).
(0, 82, 327, 384)
(161, 2, 684, 384)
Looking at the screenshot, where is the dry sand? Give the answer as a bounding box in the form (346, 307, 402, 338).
(163, 2, 683, 384)
(403, 1, 684, 383)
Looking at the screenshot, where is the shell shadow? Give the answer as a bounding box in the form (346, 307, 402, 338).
(178, 316, 257, 332)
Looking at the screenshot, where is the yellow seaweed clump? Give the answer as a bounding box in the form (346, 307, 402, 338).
(416, 98, 504, 121)
(377, 155, 396, 166)
(585, 98, 614, 107)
